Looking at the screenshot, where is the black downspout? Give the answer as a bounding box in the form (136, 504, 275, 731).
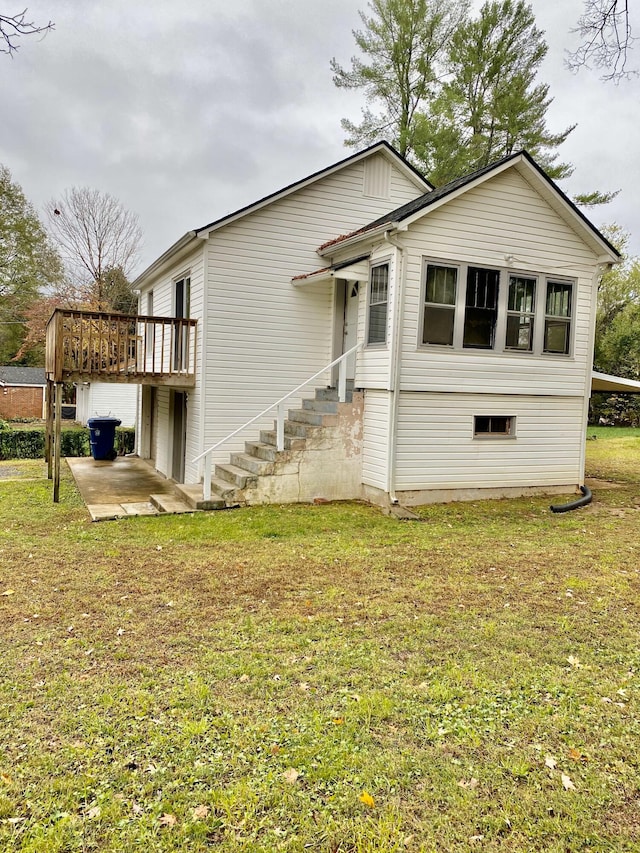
(550, 485, 592, 514)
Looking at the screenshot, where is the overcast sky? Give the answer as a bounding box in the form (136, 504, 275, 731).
(1, 0, 638, 275)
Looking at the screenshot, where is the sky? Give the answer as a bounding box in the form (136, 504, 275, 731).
(1, 0, 639, 277)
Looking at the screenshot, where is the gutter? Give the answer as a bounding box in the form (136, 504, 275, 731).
(132, 231, 202, 289)
(317, 223, 396, 259)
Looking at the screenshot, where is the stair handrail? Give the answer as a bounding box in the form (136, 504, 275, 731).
(193, 342, 363, 501)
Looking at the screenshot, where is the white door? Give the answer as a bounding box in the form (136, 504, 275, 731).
(342, 281, 360, 381)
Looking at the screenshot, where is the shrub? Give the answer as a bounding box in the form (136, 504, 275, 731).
(0, 426, 135, 460)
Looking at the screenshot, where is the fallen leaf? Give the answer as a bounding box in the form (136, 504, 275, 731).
(568, 747, 586, 762)
(561, 773, 576, 791)
(469, 835, 485, 843)
(1, 589, 15, 596)
(85, 805, 101, 819)
(1, 773, 13, 784)
(332, 717, 344, 725)
(283, 767, 299, 785)
(158, 813, 177, 827)
(458, 777, 479, 789)
(238, 674, 250, 683)
(270, 744, 280, 755)
(359, 791, 375, 808)
(191, 804, 209, 820)
(544, 755, 557, 770)
(132, 802, 144, 815)
(567, 655, 582, 668)
(116, 628, 125, 636)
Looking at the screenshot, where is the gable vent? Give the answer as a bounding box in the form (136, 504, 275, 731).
(363, 154, 391, 199)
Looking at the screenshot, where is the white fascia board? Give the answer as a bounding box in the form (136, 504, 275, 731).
(292, 261, 369, 287)
(132, 232, 202, 290)
(317, 224, 395, 259)
(592, 372, 640, 393)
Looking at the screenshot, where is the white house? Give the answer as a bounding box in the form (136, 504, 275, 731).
(131, 142, 623, 509)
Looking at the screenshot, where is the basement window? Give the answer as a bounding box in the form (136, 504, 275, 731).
(474, 415, 515, 437)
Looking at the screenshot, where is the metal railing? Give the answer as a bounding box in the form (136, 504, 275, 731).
(193, 343, 362, 501)
(45, 308, 197, 385)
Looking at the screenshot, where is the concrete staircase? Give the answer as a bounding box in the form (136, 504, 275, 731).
(174, 386, 363, 510)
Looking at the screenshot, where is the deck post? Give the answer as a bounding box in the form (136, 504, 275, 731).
(338, 358, 347, 403)
(53, 382, 62, 503)
(45, 379, 54, 479)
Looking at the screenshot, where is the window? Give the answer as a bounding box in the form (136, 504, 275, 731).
(367, 263, 389, 345)
(174, 275, 191, 370)
(474, 415, 515, 437)
(544, 281, 572, 354)
(506, 275, 536, 351)
(423, 264, 457, 345)
(463, 267, 500, 349)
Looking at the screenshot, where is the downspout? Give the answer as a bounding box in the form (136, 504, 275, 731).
(577, 261, 610, 488)
(197, 234, 210, 483)
(384, 228, 406, 504)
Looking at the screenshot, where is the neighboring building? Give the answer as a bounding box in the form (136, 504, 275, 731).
(129, 142, 622, 508)
(75, 382, 137, 428)
(0, 366, 46, 420)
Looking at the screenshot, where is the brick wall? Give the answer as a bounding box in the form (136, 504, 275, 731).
(0, 386, 45, 419)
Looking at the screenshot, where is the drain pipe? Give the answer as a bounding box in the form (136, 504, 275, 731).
(384, 228, 406, 505)
(550, 484, 592, 513)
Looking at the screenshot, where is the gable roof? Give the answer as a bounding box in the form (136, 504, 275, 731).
(0, 366, 46, 386)
(318, 151, 621, 262)
(133, 142, 433, 288)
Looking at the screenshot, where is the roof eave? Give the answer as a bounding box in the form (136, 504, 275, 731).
(132, 231, 202, 290)
(317, 223, 397, 258)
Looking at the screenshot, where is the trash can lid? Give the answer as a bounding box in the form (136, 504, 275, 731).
(87, 416, 122, 427)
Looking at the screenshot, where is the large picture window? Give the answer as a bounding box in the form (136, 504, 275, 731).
(367, 263, 389, 345)
(423, 264, 457, 345)
(544, 281, 572, 354)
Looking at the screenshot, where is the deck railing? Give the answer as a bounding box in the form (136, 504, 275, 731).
(45, 308, 197, 386)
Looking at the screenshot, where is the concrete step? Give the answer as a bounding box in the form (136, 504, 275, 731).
(230, 451, 273, 476)
(314, 385, 353, 403)
(302, 398, 338, 414)
(150, 493, 201, 514)
(282, 420, 321, 439)
(287, 408, 337, 427)
(245, 440, 280, 461)
(260, 429, 306, 449)
(215, 462, 258, 489)
(173, 483, 226, 510)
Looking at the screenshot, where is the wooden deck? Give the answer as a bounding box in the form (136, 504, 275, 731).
(45, 308, 197, 386)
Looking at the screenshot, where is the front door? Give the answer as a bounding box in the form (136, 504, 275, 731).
(342, 281, 360, 381)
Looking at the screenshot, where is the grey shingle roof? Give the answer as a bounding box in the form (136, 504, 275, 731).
(0, 366, 47, 386)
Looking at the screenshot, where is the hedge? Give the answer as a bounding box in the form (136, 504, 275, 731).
(0, 425, 135, 461)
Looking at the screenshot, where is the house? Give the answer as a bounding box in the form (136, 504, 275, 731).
(127, 142, 623, 509)
(0, 366, 46, 420)
(75, 382, 137, 428)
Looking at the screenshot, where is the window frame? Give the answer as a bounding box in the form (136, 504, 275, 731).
(422, 262, 459, 347)
(473, 415, 516, 439)
(505, 274, 537, 352)
(366, 260, 390, 347)
(418, 257, 575, 358)
(543, 280, 574, 356)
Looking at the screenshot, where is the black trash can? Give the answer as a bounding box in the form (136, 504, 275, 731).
(87, 416, 122, 461)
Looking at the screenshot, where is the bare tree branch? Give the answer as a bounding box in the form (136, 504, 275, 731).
(567, 0, 635, 81)
(0, 9, 54, 56)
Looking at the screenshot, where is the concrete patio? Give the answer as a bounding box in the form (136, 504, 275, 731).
(66, 456, 199, 521)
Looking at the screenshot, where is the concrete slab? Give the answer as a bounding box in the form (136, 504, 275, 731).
(66, 456, 180, 521)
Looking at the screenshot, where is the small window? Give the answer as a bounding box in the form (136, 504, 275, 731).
(506, 275, 536, 351)
(367, 263, 389, 345)
(544, 281, 572, 354)
(423, 264, 457, 345)
(463, 267, 499, 349)
(474, 415, 515, 437)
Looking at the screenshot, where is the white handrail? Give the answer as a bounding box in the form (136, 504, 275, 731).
(194, 342, 362, 501)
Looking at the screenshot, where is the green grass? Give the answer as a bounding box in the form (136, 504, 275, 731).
(0, 436, 639, 852)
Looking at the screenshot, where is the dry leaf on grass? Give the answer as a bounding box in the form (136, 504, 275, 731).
(1, 589, 15, 596)
(84, 805, 101, 819)
(158, 812, 177, 827)
(282, 767, 299, 784)
(359, 791, 375, 808)
(544, 755, 557, 770)
(191, 804, 209, 820)
(561, 773, 576, 791)
(458, 777, 479, 789)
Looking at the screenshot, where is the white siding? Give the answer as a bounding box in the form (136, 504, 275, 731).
(362, 390, 391, 489)
(76, 383, 138, 427)
(395, 392, 584, 490)
(154, 388, 171, 477)
(356, 246, 397, 390)
(201, 158, 422, 465)
(399, 169, 599, 397)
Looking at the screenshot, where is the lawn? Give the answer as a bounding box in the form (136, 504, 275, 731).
(0, 433, 638, 852)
